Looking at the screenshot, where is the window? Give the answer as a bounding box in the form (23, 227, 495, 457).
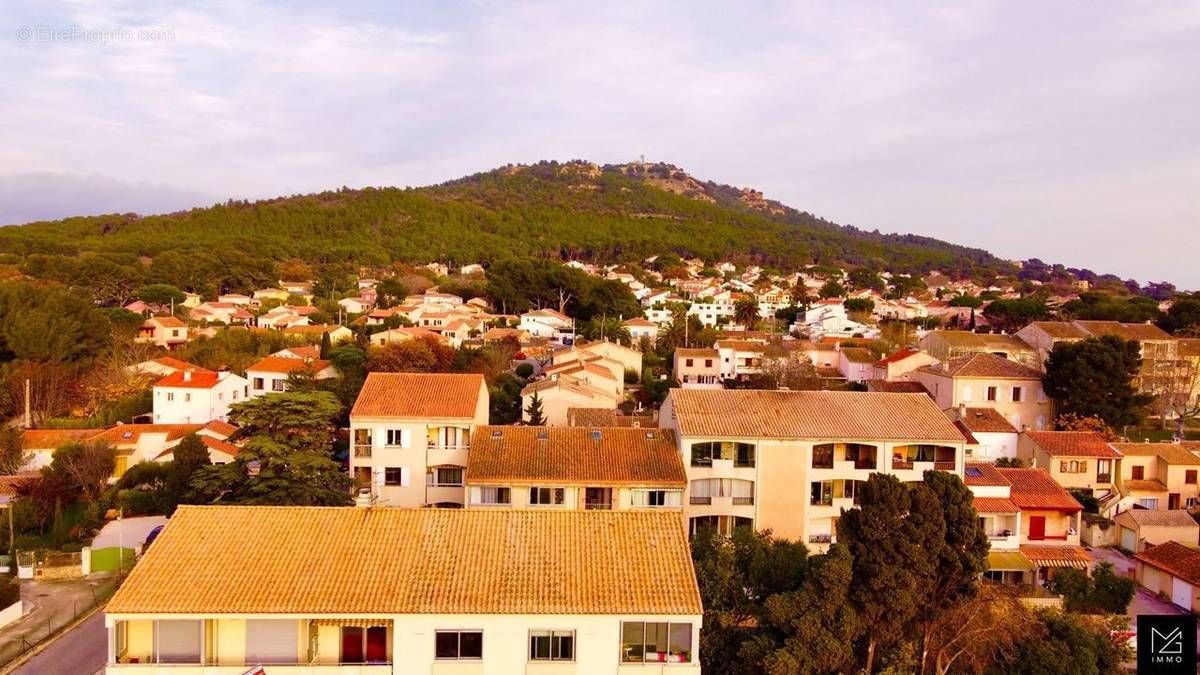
(961, 385, 973, 402)
(1188, 470, 1198, 485)
(245, 619, 299, 664)
(632, 489, 683, 507)
(1012, 387, 1023, 402)
(435, 630, 482, 660)
(1132, 465, 1145, 480)
(155, 620, 202, 664)
(185, 393, 192, 402)
(812, 443, 834, 469)
(1139, 498, 1159, 510)
(986, 386, 997, 402)
(385, 429, 406, 447)
(529, 630, 574, 661)
(685, 358, 694, 367)
(530, 487, 566, 506)
(384, 467, 408, 486)
(620, 622, 692, 663)
(253, 377, 264, 390)
(271, 379, 285, 392)
(429, 467, 463, 486)
(705, 359, 713, 367)
(166, 392, 175, 402)
(811, 481, 833, 506)
(471, 486, 511, 505)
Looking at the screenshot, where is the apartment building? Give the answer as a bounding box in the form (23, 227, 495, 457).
(660, 389, 968, 546)
(673, 348, 721, 388)
(349, 373, 489, 507)
(714, 340, 765, 382)
(105, 506, 702, 674)
(915, 353, 1051, 431)
(151, 369, 249, 424)
(1111, 442, 1200, 511)
(918, 331, 1039, 370)
(1017, 431, 1121, 511)
(464, 426, 686, 513)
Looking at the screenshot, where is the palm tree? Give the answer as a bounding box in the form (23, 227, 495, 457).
(579, 316, 631, 346)
(656, 308, 689, 353)
(734, 297, 760, 330)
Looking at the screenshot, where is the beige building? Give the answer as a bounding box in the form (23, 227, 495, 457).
(917, 331, 1039, 370)
(1018, 431, 1121, 511)
(915, 353, 1051, 431)
(947, 407, 1019, 462)
(870, 348, 940, 382)
(136, 316, 189, 349)
(349, 373, 490, 507)
(673, 348, 721, 388)
(1111, 442, 1200, 511)
(1016, 320, 1186, 398)
(1114, 509, 1199, 553)
(464, 426, 686, 513)
(521, 367, 620, 427)
(1135, 541, 1200, 613)
(105, 506, 703, 674)
(660, 389, 968, 546)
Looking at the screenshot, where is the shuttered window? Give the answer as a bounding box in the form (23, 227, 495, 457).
(245, 620, 299, 664)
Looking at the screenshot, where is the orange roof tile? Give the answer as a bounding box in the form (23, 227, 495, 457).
(20, 428, 100, 450)
(107, 506, 701, 616)
(152, 356, 200, 371)
(973, 496, 1019, 513)
(246, 355, 332, 374)
(566, 409, 655, 428)
(876, 348, 922, 365)
(351, 373, 484, 419)
(91, 424, 205, 445)
(957, 408, 1018, 434)
(203, 420, 238, 437)
(1073, 321, 1173, 342)
(864, 380, 929, 394)
(997, 468, 1082, 511)
(1123, 478, 1168, 493)
(964, 462, 1009, 487)
(669, 389, 966, 442)
(1026, 431, 1121, 458)
(1111, 443, 1200, 466)
(467, 427, 686, 486)
(1136, 541, 1200, 586)
(154, 369, 222, 389)
(1020, 545, 1091, 568)
(840, 347, 876, 364)
(925, 353, 1042, 379)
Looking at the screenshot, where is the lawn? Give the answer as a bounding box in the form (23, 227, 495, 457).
(90, 546, 136, 573)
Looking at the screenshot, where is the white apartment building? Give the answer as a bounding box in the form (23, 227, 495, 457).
(152, 369, 249, 424)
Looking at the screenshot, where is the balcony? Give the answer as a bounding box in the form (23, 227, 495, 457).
(808, 533, 832, 544)
(585, 501, 613, 510)
(353, 444, 372, 458)
(933, 461, 956, 471)
(109, 664, 392, 673)
(690, 496, 712, 505)
(891, 459, 913, 470)
(1096, 473, 1111, 483)
(732, 496, 754, 506)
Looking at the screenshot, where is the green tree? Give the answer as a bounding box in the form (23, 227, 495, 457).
(990, 611, 1128, 674)
(137, 284, 186, 306)
(818, 280, 845, 299)
(1158, 295, 1200, 335)
(843, 298, 875, 314)
(1043, 335, 1153, 429)
(524, 392, 546, 425)
(1048, 562, 1134, 614)
(49, 440, 115, 503)
(734, 297, 760, 330)
(190, 392, 350, 505)
(163, 433, 211, 513)
(319, 331, 333, 359)
(848, 268, 884, 292)
(981, 297, 1049, 333)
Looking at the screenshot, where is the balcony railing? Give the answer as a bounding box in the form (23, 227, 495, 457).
(853, 460, 876, 471)
(690, 496, 712, 505)
(892, 459, 914, 470)
(353, 445, 372, 458)
(808, 534, 832, 544)
(933, 461, 956, 471)
(811, 498, 833, 507)
(733, 458, 756, 468)
(427, 440, 469, 450)
(584, 502, 613, 510)
(732, 497, 754, 506)
(1096, 473, 1111, 483)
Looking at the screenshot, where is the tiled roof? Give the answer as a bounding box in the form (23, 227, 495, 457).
(964, 462, 1009, 487)
(566, 409, 655, 428)
(1026, 321, 1088, 339)
(1026, 431, 1121, 458)
(669, 389, 967, 442)
(467, 427, 686, 486)
(955, 422, 979, 445)
(840, 347, 876, 364)
(246, 356, 332, 374)
(20, 428, 100, 450)
(0, 474, 37, 499)
(1123, 479, 1168, 493)
(876, 348, 922, 365)
(986, 550, 1035, 571)
(152, 356, 200, 371)
(1111, 443, 1200, 466)
(154, 370, 222, 389)
(148, 315, 187, 328)
(203, 420, 238, 437)
(997, 468, 1082, 511)
(1135, 541, 1200, 586)
(1020, 545, 1091, 568)
(155, 435, 242, 461)
(973, 496, 1019, 513)
(957, 408, 1018, 434)
(864, 380, 929, 394)
(1118, 509, 1197, 528)
(275, 345, 320, 360)
(91, 424, 205, 445)
(1073, 320, 1173, 342)
(675, 348, 718, 359)
(932, 353, 1042, 379)
(715, 340, 766, 352)
(351, 373, 484, 419)
(1180, 338, 1200, 358)
(928, 331, 1032, 351)
(107, 506, 701, 616)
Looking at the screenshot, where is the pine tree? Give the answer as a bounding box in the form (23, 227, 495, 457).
(319, 331, 332, 359)
(524, 392, 546, 425)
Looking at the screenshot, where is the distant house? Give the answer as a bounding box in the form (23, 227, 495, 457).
(623, 317, 659, 343)
(338, 296, 372, 314)
(837, 348, 876, 384)
(126, 356, 202, 379)
(1114, 509, 1198, 553)
(1111, 441, 1200, 512)
(871, 348, 939, 382)
(519, 308, 574, 340)
(918, 331, 1039, 370)
(915, 353, 1050, 431)
(947, 406, 1019, 462)
(152, 369, 250, 424)
(280, 324, 353, 343)
(673, 348, 721, 389)
(1018, 431, 1121, 512)
(368, 326, 446, 348)
(135, 316, 189, 349)
(1135, 541, 1200, 612)
(245, 356, 337, 399)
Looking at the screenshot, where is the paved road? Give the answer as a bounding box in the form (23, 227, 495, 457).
(10, 611, 105, 675)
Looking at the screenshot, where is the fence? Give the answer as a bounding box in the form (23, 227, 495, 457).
(0, 572, 124, 671)
(14, 550, 82, 580)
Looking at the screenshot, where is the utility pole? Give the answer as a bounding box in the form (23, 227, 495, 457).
(23, 379, 31, 428)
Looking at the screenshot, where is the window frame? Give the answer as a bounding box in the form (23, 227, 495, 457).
(620, 621, 692, 664)
(434, 630, 483, 661)
(528, 629, 575, 662)
(529, 486, 566, 506)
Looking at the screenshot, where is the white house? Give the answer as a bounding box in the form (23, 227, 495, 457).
(152, 369, 250, 424)
(519, 308, 574, 340)
(245, 355, 337, 399)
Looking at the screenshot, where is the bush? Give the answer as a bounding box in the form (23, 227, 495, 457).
(0, 579, 19, 608)
(514, 363, 534, 379)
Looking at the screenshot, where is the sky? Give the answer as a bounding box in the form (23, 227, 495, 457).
(2, 1, 1198, 288)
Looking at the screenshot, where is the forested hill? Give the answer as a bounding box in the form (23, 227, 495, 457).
(0, 159, 1012, 282)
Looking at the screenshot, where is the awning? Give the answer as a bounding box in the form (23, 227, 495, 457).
(1020, 545, 1092, 569)
(311, 619, 392, 628)
(987, 550, 1036, 572)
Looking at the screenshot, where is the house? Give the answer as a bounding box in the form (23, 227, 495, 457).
(464, 426, 687, 513)
(217, 293, 252, 306)
(135, 316, 189, 349)
(871, 348, 940, 382)
(660, 389, 968, 544)
(1134, 541, 1200, 613)
(90, 421, 236, 476)
(522, 368, 620, 426)
(125, 356, 202, 379)
(19, 429, 104, 471)
(623, 317, 659, 343)
(552, 341, 642, 384)
(349, 373, 489, 507)
(566, 408, 656, 428)
(918, 331, 1039, 370)
(837, 347, 876, 384)
(1018, 431, 1121, 510)
(280, 324, 353, 343)
(440, 318, 484, 348)
(797, 302, 876, 339)
(1111, 442, 1200, 511)
(674, 348, 722, 389)
(252, 288, 289, 304)
(946, 406, 1019, 462)
(1114, 509, 1199, 553)
(244, 356, 337, 399)
(155, 434, 243, 465)
(271, 345, 320, 360)
(189, 302, 241, 324)
(542, 360, 621, 397)
(368, 326, 445, 348)
(915, 353, 1050, 431)
(518, 308, 574, 340)
(715, 340, 765, 382)
(104, 506, 702, 673)
(151, 368, 250, 424)
(1016, 320, 1184, 397)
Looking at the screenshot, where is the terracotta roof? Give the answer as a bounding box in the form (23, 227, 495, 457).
(203, 420, 238, 437)
(1180, 338, 1200, 358)
(1026, 321, 1088, 339)
(963, 462, 1009, 487)
(147, 315, 187, 328)
(928, 353, 1042, 379)
(876, 348, 922, 365)
(275, 345, 320, 360)
(669, 389, 967, 442)
(957, 408, 1018, 434)
(467, 427, 686, 486)
(154, 435, 242, 461)
(1111, 443, 1200, 466)
(715, 340, 766, 352)
(987, 550, 1036, 571)
(566, 409, 655, 428)
(997, 468, 1082, 511)
(0, 474, 37, 499)
(973, 496, 1019, 513)
(281, 324, 345, 335)
(927, 331, 1032, 352)
(152, 356, 199, 371)
(840, 347, 876, 364)
(154, 370, 223, 389)
(955, 421, 979, 445)
(1118, 509, 1197, 528)
(675, 348, 718, 359)
(1020, 545, 1091, 568)
(1136, 541, 1200, 586)
(864, 380, 929, 394)
(1123, 478, 1168, 493)
(623, 318, 657, 327)
(1026, 431, 1120, 458)
(92, 424, 205, 445)
(246, 355, 332, 374)
(107, 506, 701, 616)
(21, 428, 100, 450)
(351, 373, 484, 419)
(1073, 320, 1172, 342)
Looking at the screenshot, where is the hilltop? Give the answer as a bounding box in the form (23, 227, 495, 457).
(0, 159, 1011, 280)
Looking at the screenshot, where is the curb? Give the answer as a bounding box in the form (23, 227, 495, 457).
(0, 600, 106, 675)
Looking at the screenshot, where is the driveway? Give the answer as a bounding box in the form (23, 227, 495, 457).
(1087, 545, 1200, 660)
(8, 611, 105, 675)
(0, 576, 114, 671)
(91, 515, 165, 550)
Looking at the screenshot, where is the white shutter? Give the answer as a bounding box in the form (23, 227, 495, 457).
(245, 620, 299, 664)
(401, 429, 411, 449)
(961, 385, 973, 402)
(400, 467, 411, 487)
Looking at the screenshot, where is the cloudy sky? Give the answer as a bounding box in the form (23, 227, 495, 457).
(3, 1, 1198, 288)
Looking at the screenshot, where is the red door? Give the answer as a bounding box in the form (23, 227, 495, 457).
(1028, 516, 1046, 540)
(366, 627, 388, 663)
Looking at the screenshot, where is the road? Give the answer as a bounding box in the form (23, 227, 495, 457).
(10, 610, 105, 675)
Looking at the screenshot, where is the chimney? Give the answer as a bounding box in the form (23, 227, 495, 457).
(183, 369, 192, 382)
(958, 403, 966, 418)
